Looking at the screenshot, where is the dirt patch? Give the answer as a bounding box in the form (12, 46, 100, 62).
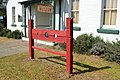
(0, 37, 15, 43)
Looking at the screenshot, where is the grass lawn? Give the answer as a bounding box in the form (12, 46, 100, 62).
(0, 50, 120, 80)
(0, 37, 15, 43)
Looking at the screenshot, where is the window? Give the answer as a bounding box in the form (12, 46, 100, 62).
(12, 7, 16, 23)
(18, 15, 22, 22)
(103, 0, 117, 25)
(97, 0, 119, 34)
(71, 0, 79, 24)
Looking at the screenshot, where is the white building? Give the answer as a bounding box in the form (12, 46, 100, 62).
(7, 0, 120, 42)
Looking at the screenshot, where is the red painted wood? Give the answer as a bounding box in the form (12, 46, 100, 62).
(28, 18, 73, 74)
(66, 18, 73, 38)
(66, 18, 73, 74)
(28, 19, 34, 59)
(32, 46, 66, 57)
(32, 29, 66, 43)
(32, 29, 66, 37)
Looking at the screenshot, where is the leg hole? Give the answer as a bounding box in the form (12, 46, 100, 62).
(37, 32, 40, 37)
(45, 32, 49, 38)
(54, 34, 58, 38)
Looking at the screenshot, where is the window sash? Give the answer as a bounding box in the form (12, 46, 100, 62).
(103, 0, 117, 25)
(72, 0, 79, 24)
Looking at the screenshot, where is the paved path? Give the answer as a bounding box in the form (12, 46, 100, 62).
(0, 40, 28, 57)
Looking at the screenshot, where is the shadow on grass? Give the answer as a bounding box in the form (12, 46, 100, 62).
(38, 56, 111, 75)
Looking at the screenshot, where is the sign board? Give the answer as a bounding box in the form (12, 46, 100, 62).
(37, 4, 52, 13)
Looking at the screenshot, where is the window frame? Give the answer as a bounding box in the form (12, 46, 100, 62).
(71, 0, 80, 24)
(97, 0, 119, 34)
(103, 0, 117, 28)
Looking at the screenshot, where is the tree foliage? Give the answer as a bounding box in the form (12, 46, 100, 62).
(0, 0, 6, 16)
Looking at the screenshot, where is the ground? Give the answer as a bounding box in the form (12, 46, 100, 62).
(0, 37, 120, 80)
(0, 37, 14, 42)
(0, 37, 28, 57)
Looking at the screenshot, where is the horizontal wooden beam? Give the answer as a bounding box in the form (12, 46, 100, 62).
(32, 46, 66, 57)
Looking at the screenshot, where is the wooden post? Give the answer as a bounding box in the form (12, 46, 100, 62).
(66, 18, 73, 74)
(28, 19, 34, 59)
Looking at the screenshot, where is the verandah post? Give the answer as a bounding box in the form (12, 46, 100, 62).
(66, 18, 73, 74)
(28, 19, 34, 59)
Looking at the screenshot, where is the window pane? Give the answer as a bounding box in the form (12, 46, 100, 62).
(72, 12, 79, 23)
(104, 0, 110, 8)
(12, 7, 15, 23)
(112, 0, 117, 8)
(72, 0, 79, 10)
(72, 0, 76, 10)
(104, 10, 110, 25)
(12, 7, 15, 16)
(103, 0, 117, 25)
(13, 16, 15, 23)
(111, 10, 117, 25)
(72, 12, 76, 23)
(76, 12, 79, 23)
(72, 0, 79, 23)
(18, 15, 22, 22)
(76, 0, 79, 10)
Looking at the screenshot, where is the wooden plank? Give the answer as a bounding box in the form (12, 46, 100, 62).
(32, 29, 66, 43)
(66, 18, 73, 74)
(28, 19, 34, 59)
(32, 46, 66, 57)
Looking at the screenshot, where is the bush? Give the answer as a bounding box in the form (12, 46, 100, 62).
(74, 34, 103, 54)
(90, 42, 105, 56)
(0, 28, 11, 37)
(6, 31, 13, 38)
(115, 54, 120, 64)
(0, 28, 21, 39)
(101, 40, 120, 63)
(101, 53, 116, 62)
(58, 43, 66, 51)
(0, 31, 3, 36)
(12, 30, 21, 39)
(58, 39, 75, 51)
(58, 33, 120, 64)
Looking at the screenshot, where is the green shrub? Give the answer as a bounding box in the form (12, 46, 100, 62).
(58, 33, 120, 64)
(90, 42, 105, 56)
(58, 43, 66, 51)
(12, 30, 21, 39)
(102, 53, 116, 62)
(58, 39, 75, 51)
(0, 31, 3, 36)
(0, 27, 3, 36)
(101, 40, 120, 63)
(74, 34, 103, 54)
(115, 54, 120, 64)
(0, 28, 11, 37)
(0, 28, 22, 39)
(6, 31, 13, 38)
